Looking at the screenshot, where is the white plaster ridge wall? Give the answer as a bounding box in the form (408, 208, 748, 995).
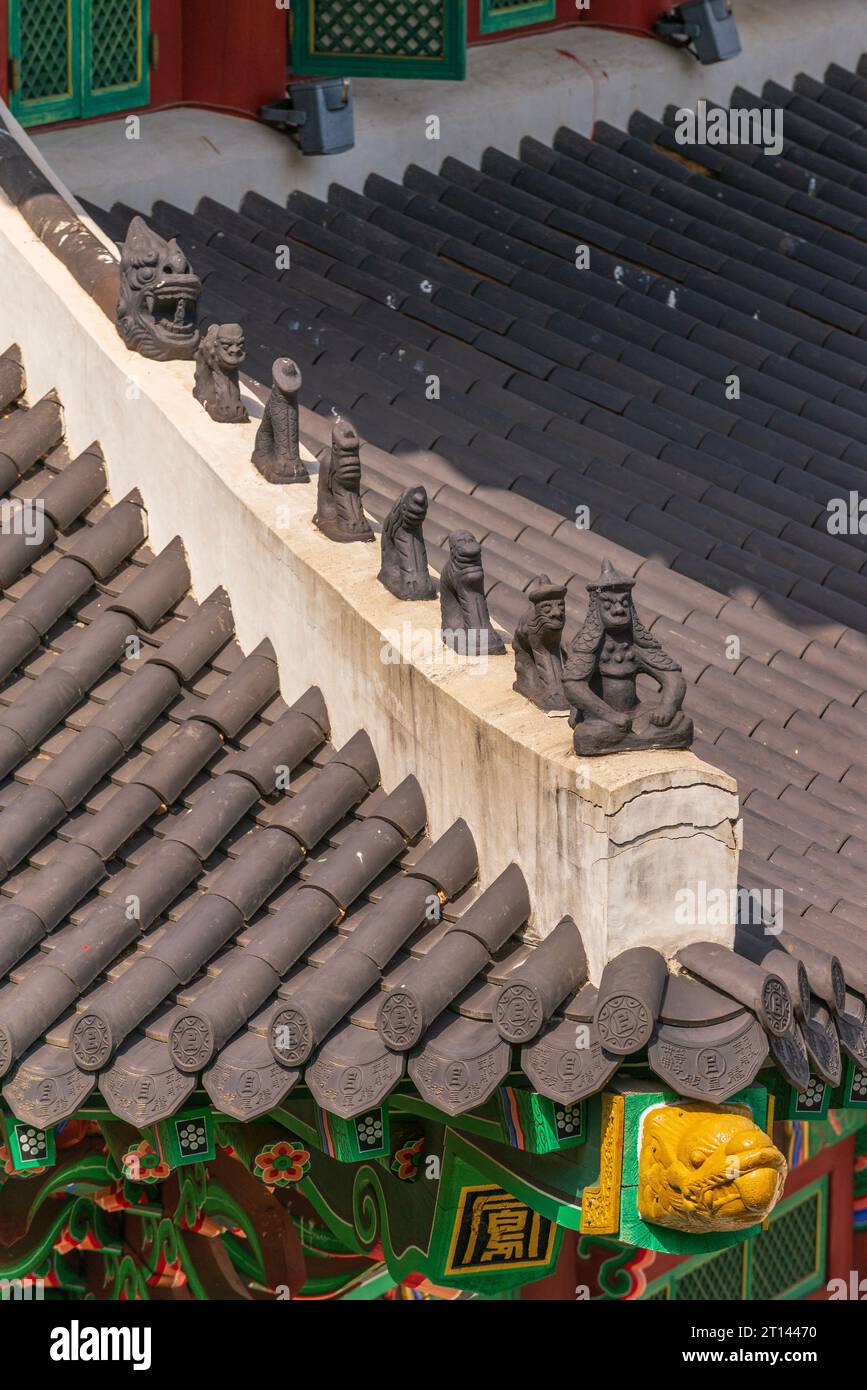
(0, 190, 739, 978)
(31, 0, 867, 215)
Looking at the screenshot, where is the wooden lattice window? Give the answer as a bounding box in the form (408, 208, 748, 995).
(479, 0, 556, 34)
(90, 0, 143, 91)
(9, 0, 78, 123)
(675, 1244, 745, 1302)
(291, 0, 467, 80)
(9, 0, 150, 127)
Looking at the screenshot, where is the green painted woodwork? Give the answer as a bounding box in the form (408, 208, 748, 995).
(319, 1106, 391, 1162)
(801, 1105, 867, 1155)
(257, 1119, 564, 1292)
(785, 1076, 831, 1120)
(498, 1084, 586, 1153)
(439, 1099, 606, 1232)
(749, 1179, 826, 1300)
(856, 1124, 867, 1184)
(8, 0, 80, 126)
(267, 1081, 790, 1268)
(83, 0, 150, 118)
(382, 1132, 562, 1291)
(479, 0, 556, 34)
(9, 0, 150, 128)
(291, 0, 467, 81)
(616, 1084, 773, 1255)
(155, 1109, 216, 1169)
(576, 1233, 647, 1299)
(5, 1119, 54, 1172)
(0, 1076, 860, 1298)
(385, 1085, 507, 1142)
(28, 1152, 117, 1225)
(111, 1252, 151, 1299)
(842, 1059, 867, 1109)
(676, 1243, 746, 1301)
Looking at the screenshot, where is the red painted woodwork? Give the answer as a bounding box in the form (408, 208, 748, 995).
(801, 1135, 854, 1300)
(181, 0, 286, 114)
(149, 0, 183, 108)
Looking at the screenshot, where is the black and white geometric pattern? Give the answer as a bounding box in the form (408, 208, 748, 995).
(14, 1125, 49, 1163)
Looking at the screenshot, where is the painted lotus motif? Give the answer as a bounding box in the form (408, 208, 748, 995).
(122, 1141, 171, 1185)
(392, 1137, 425, 1181)
(254, 1140, 311, 1188)
(0, 1142, 45, 1179)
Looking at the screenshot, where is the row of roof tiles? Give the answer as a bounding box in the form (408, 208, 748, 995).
(0, 357, 857, 1128)
(80, 61, 867, 965)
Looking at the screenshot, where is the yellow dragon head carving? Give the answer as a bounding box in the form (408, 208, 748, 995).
(638, 1102, 787, 1233)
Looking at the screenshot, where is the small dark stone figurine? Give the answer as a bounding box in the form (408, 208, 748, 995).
(314, 420, 374, 542)
(512, 575, 569, 710)
(440, 532, 506, 657)
(193, 324, 249, 423)
(563, 559, 693, 756)
(116, 216, 201, 361)
(252, 358, 308, 484)
(378, 486, 436, 600)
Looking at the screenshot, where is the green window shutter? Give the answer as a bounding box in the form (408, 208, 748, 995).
(9, 0, 82, 127)
(479, 0, 555, 34)
(292, 0, 467, 80)
(9, 0, 150, 128)
(82, 0, 150, 118)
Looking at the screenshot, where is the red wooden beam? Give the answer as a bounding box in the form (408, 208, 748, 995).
(803, 1135, 854, 1299)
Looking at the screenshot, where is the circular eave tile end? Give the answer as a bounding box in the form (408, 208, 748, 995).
(596, 992, 654, 1055)
(377, 990, 424, 1052)
(761, 975, 793, 1037)
(0, 1026, 14, 1080)
(495, 981, 545, 1044)
(269, 1006, 314, 1067)
(71, 1011, 114, 1073)
(169, 1013, 215, 1074)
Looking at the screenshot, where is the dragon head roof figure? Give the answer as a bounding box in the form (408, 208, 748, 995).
(117, 216, 201, 361)
(638, 1101, 787, 1233)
